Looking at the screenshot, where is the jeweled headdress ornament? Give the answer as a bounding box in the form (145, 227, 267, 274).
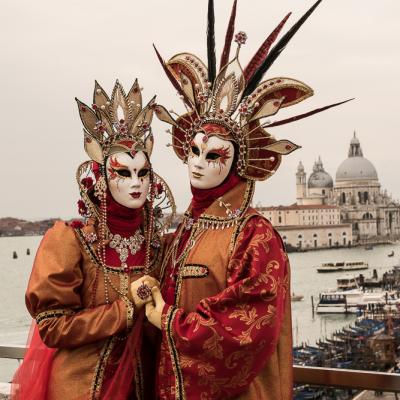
(76, 79, 155, 164)
(154, 0, 351, 181)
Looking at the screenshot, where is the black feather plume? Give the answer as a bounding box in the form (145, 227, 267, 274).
(207, 0, 217, 86)
(244, 0, 323, 97)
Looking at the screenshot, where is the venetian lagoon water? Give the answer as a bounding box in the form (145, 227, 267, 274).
(0, 234, 399, 382)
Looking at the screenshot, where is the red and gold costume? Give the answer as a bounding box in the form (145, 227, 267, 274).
(24, 208, 157, 400)
(153, 1, 349, 398)
(158, 181, 292, 399)
(12, 80, 175, 400)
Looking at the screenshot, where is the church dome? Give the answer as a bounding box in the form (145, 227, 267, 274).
(336, 133, 378, 182)
(308, 157, 333, 188)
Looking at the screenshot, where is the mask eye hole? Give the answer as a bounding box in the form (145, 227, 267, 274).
(116, 169, 130, 178)
(206, 152, 221, 161)
(191, 146, 200, 156)
(138, 168, 149, 178)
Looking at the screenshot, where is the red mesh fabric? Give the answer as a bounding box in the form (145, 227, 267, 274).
(11, 321, 56, 400)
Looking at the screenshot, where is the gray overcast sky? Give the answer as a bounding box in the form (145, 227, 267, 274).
(1, 0, 399, 220)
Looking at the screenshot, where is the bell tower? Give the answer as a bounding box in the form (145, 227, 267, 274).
(296, 161, 307, 205)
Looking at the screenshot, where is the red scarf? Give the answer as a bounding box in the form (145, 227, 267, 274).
(105, 190, 146, 268)
(106, 191, 143, 236)
(190, 171, 243, 219)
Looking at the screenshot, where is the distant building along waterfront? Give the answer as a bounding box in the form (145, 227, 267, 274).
(258, 205, 352, 249)
(258, 133, 400, 249)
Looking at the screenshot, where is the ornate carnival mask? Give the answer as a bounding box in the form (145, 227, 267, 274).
(188, 127, 235, 189)
(106, 151, 151, 209)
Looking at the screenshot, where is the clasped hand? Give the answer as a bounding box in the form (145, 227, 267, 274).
(129, 275, 165, 329)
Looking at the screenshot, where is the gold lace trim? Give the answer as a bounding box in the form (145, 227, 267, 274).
(90, 336, 117, 400)
(35, 308, 76, 324)
(164, 306, 186, 400)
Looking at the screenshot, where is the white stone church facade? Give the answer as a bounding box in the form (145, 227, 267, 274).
(258, 133, 400, 249)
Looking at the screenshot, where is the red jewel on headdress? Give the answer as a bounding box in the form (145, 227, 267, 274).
(234, 31, 248, 45)
(202, 134, 209, 143)
(285, 144, 292, 150)
(141, 122, 150, 131)
(92, 104, 98, 110)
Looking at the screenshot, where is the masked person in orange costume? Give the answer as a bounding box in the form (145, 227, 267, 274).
(12, 80, 175, 400)
(145, 1, 350, 399)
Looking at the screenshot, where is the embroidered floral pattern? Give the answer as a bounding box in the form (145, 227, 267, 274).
(161, 216, 290, 399)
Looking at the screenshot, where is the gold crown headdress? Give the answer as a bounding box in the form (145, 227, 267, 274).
(154, 0, 351, 181)
(76, 79, 156, 164)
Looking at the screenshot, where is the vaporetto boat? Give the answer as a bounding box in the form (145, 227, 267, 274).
(317, 260, 369, 273)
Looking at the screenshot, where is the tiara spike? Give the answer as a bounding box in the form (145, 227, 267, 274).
(93, 81, 111, 113)
(110, 80, 132, 126)
(127, 79, 143, 120)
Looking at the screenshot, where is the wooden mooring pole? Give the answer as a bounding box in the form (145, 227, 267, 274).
(311, 295, 315, 318)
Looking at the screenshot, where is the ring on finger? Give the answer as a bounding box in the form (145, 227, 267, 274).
(136, 282, 152, 300)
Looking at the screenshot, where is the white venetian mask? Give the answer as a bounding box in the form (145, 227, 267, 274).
(106, 151, 150, 209)
(188, 132, 234, 189)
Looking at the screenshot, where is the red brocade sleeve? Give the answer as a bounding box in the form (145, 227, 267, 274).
(160, 217, 290, 399)
(25, 221, 132, 349)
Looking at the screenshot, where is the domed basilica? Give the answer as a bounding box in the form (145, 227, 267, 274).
(296, 133, 400, 242)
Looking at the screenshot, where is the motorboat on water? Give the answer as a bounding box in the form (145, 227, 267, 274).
(317, 260, 368, 273)
(316, 275, 400, 314)
(316, 291, 391, 314)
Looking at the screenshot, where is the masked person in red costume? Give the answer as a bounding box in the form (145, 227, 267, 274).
(12, 80, 175, 400)
(146, 1, 350, 399)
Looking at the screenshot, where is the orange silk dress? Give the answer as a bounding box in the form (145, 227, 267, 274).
(158, 181, 293, 400)
(25, 220, 159, 400)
